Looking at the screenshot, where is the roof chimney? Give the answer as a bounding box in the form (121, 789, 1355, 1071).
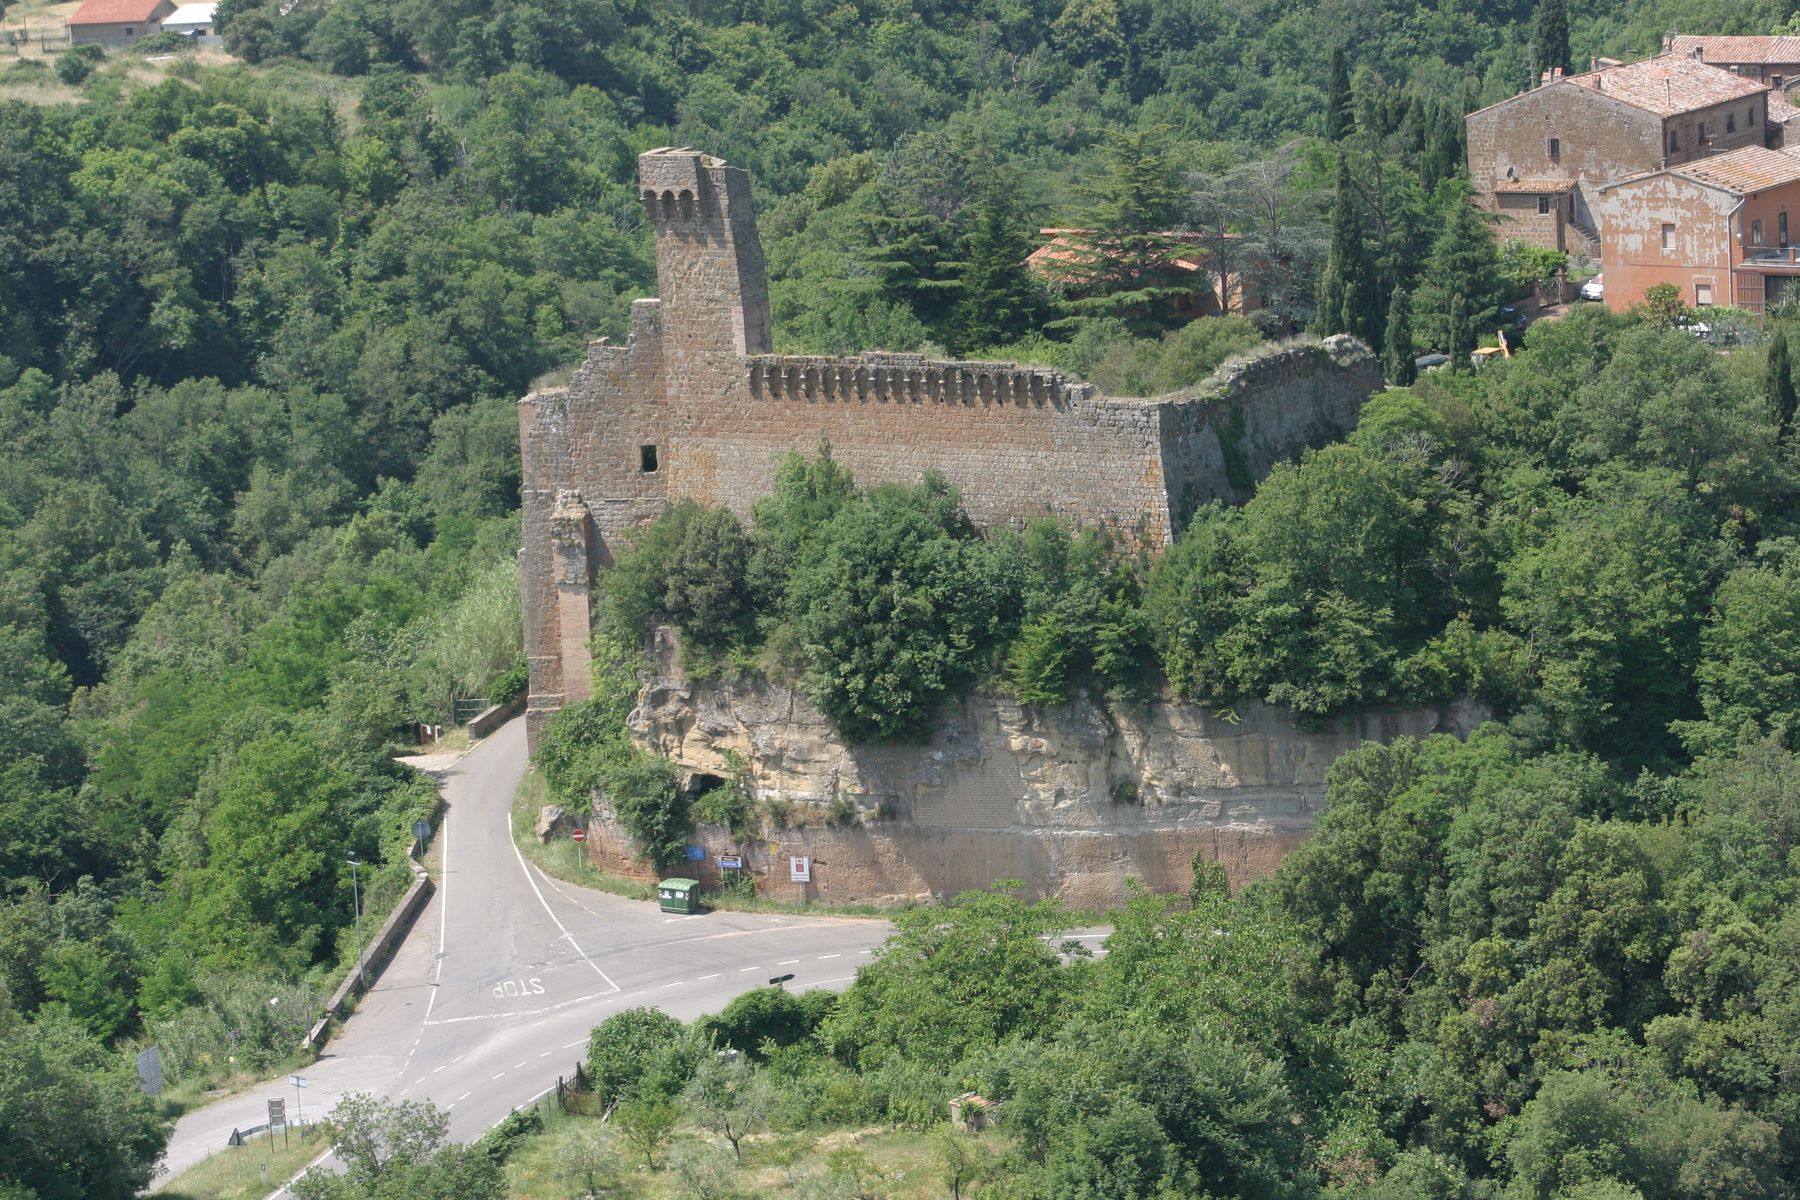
(1693, 46, 1704, 59)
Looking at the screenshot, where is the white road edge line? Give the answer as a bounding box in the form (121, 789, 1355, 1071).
(509, 833, 621, 992)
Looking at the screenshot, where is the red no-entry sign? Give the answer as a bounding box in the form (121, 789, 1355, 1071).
(571, 829, 587, 843)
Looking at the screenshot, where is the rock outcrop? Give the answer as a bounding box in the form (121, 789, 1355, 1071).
(575, 669, 1485, 909)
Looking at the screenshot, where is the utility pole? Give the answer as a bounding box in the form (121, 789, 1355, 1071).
(346, 851, 366, 989)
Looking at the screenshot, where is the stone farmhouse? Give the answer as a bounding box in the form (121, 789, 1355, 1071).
(1466, 54, 1770, 255)
(1595, 145, 1800, 313)
(517, 149, 1380, 747)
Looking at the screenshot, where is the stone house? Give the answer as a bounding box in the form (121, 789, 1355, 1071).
(1025, 228, 1263, 319)
(516, 149, 1380, 748)
(1466, 55, 1770, 254)
(1663, 35, 1800, 88)
(67, 0, 175, 44)
(1593, 144, 1800, 313)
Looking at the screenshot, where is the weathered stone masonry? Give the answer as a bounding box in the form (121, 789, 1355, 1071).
(520, 148, 1382, 748)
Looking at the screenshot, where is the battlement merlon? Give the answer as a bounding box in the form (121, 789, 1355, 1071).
(747, 355, 1097, 408)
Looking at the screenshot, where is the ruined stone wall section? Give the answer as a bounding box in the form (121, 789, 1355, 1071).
(1157, 334, 1381, 526)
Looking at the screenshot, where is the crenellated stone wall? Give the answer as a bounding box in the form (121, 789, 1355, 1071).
(573, 664, 1487, 909)
(518, 148, 1381, 747)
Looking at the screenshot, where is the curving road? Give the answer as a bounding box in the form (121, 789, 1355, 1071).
(154, 717, 890, 1188)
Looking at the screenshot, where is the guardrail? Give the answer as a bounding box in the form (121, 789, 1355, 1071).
(301, 855, 434, 1052)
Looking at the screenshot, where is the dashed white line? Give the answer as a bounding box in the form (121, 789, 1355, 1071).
(491, 1071, 507, 1080)
(661, 981, 682, 989)
(738, 966, 757, 972)
(778, 959, 799, 965)
(431, 1065, 446, 1074)
(538, 1050, 553, 1058)
(458, 1091, 472, 1102)
(563, 1039, 585, 1049)
(513, 1061, 528, 1069)
(698, 973, 721, 980)
(817, 953, 841, 960)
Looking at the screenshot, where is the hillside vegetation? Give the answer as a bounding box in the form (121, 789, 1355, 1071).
(4, 0, 1800, 1196)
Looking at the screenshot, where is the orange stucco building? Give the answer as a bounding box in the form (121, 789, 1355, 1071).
(1594, 145, 1800, 313)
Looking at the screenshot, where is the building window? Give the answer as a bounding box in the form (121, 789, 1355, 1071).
(1699, 122, 1710, 143)
(1784, 211, 1791, 246)
(1696, 282, 1714, 306)
(1751, 106, 1759, 126)
(124, 26, 134, 34)
(1547, 137, 1561, 159)
(1776, 75, 1785, 89)
(1753, 218, 1766, 245)
(1669, 129, 1680, 152)
(1537, 195, 1551, 215)
(1727, 112, 1737, 133)
(640, 444, 659, 473)
(1662, 222, 1676, 251)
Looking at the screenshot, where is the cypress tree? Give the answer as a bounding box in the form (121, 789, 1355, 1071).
(1383, 286, 1416, 386)
(1769, 326, 1798, 438)
(1327, 48, 1355, 142)
(1315, 153, 1381, 350)
(1532, 0, 1570, 83)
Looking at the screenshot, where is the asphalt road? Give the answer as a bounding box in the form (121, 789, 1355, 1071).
(153, 717, 892, 1188)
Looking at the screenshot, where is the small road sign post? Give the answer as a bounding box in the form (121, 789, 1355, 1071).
(288, 1074, 308, 1128)
(570, 828, 586, 842)
(770, 972, 795, 989)
(411, 819, 430, 857)
(267, 1098, 286, 1149)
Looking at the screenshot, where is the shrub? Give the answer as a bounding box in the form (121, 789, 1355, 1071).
(587, 1009, 701, 1106)
(487, 659, 528, 706)
(701, 987, 814, 1059)
(54, 44, 104, 85)
(604, 751, 689, 869)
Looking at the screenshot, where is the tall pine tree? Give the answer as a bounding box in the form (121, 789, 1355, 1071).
(948, 186, 1048, 353)
(1532, 0, 1570, 83)
(1412, 189, 1503, 370)
(1315, 153, 1382, 351)
(1327, 48, 1355, 142)
(1769, 325, 1798, 438)
(1055, 129, 1192, 336)
(1383, 286, 1416, 386)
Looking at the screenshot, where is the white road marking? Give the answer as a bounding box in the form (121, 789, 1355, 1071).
(509, 834, 621, 992)
(513, 1061, 528, 1069)
(817, 954, 841, 960)
(431, 1065, 446, 1074)
(661, 981, 682, 989)
(564, 1039, 585, 1049)
(458, 1091, 472, 1101)
(491, 1071, 506, 1080)
(424, 797, 451, 1024)
(739, 966, 757, 972)
(859, 949, 872, 954)
(539, 1050, 553, 1058)
(698, 973, 720, 980)
(778, 959, 799, 965)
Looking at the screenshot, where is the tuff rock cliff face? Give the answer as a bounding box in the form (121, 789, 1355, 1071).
(574, 663, 1486, 910)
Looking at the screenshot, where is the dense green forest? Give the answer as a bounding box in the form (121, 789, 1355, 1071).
(4, 0, 1800, 1195)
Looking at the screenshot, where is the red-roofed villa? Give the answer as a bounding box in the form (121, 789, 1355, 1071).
(68, 0, 176, 45)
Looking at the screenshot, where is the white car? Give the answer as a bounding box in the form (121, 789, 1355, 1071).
(1578, 274, 1604, 301)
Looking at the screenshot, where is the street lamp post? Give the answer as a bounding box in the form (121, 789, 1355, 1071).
(346, 851, 366, 989)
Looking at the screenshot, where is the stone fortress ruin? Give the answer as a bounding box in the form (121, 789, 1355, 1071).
(519, 148, 1383, 749)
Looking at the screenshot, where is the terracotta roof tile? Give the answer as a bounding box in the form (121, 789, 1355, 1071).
(1770, 88, 1800, 122)
(69, 0, 169, 23)
(1665, 35, 1800, 65)
(1676, 145, 1800, 194)
(1564, 55, 1766, 116)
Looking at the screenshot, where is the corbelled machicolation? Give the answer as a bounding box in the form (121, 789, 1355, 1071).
(519, 148, 1382, 747)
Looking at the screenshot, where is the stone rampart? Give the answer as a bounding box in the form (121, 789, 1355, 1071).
(518, 147, 1381, 748)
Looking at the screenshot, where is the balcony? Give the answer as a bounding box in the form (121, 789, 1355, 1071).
(1742, 245, 1800, 268)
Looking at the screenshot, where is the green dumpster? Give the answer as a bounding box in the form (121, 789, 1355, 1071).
(658, 878, 701, 914)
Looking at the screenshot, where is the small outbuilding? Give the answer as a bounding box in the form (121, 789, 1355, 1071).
(161, 2, 218, 36)
(67, 0, 176, 45)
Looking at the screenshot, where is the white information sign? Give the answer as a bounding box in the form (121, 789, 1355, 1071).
(789, 855, 811, 883)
